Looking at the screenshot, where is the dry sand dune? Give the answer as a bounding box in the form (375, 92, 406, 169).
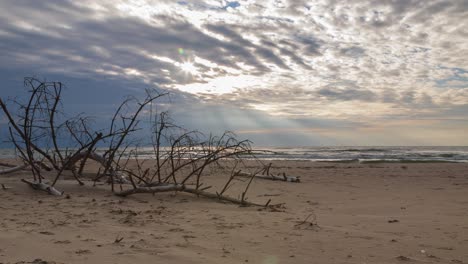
(1, 161, 468, 264)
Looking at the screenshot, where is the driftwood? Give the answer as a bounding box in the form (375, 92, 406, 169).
(36, 162, 53, 171)
(21, 179, 63, 195)
(64, 151, 115, 176)
(0, 164, 28, 175)
(0, 78, 291, 208)
(0, 161, 52, 175)
(0, 162, 18, 167)
(115, 183, 269, 207)
(236, 172, 300, 182)
(64, 151, 108, 170)
(234, 163, 300, 183)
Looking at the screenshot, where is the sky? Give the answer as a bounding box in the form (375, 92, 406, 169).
(0, 0, 467, 147)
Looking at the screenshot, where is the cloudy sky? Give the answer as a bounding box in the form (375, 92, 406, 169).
(0, 0, 467, 146)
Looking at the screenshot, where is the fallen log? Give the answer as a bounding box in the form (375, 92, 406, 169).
(0, 164, 28, 175)
(21, 179, 63, 195)
(63, 151, 129, 183)
(0, 162, 18, 167)
(36, 161, 53, 171)
(115, 183, 267, 207)
(115, 183, 184, 196)
(235, 171, 300, 182)
(64, 151, 109, 170)
(58, 151, 129, 185)
(0, 161, 52, 175)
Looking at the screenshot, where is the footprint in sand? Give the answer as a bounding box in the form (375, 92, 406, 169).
(53, 240, 71, 244)
(39, 231, 55, 235)
(75, 249, 91, 255)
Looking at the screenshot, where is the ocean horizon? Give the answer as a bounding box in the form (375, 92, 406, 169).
(1, 146, 468, 163)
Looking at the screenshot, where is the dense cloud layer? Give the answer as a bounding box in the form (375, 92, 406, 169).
(0, 0, 467, 145)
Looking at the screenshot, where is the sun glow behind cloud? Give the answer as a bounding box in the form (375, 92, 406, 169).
(176, 75, 260, 94)
(179, 61, 198, 75)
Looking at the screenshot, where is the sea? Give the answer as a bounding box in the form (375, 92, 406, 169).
(1, 146, 468, 163)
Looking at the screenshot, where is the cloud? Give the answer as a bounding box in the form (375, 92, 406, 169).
(339, 46, 366, 58)
(317, 87, 377, 101)
(0, 0, 467, 146)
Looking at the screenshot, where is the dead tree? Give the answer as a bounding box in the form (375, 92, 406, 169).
(1, 77, 286, 208)
(0, 78, 66, 192)
(0, 78, 166, 194)
(113, 130, 278, 207)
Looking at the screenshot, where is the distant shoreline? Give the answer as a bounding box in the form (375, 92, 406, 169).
(1, 146, 468, 163)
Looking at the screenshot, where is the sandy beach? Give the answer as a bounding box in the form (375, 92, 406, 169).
(1, 160, 467, 264)
(2, 0, 468, 263)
